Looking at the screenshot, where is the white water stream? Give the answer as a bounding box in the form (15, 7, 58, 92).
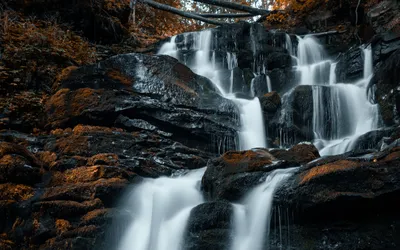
(159, 29, 267, 150)
(295, 36, 379, 156)
(231, 168, 297, 250)
(116, 168, 205, 250)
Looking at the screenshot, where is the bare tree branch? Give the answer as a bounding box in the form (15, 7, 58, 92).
(139, 0, 225, 25)
(198, 12, 258, 18)
(194, 0, 270, 15)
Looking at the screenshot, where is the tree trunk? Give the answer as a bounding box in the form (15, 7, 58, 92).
(198, 12, 257, 18)
(139, 0, 225, 25)
(298, 30, 345, 37)
(194, 0, 270, 15)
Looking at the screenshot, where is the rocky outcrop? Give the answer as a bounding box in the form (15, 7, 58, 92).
(47, 53, 239, 154)
(269, 142, 400, 249)
(0, 124, 216, 249)
(184, 201, 233, 250)
(268, 85, 315, 147)
(201, 143, 320, 201)
(371, 49, 400, 126)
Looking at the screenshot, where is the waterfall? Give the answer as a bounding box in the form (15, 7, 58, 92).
(158, 30, 267, 150)
(295, 37, 379, 155)
(231, 168, 297, 250)
(116, 168, 205, 250)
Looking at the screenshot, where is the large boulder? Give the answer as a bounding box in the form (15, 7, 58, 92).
(184, 201, 233, 250)
(272, 145, 400, 249)
(47, 53, 240, 154)
(201, 144, 319, 201)
(335, 47, 364, 83)
(371, 49, 400, 126)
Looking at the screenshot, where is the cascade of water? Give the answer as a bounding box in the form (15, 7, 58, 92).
(285, 34, 293, 56)
(231, 168, 297, 250)
(267, 75, 272, 93)
(116, 168, 205, 250)
(158, 29, 267, 150)
(297, 36, 325, 65)
(364, 45, 373, 79)
(295, 36, 380, 156)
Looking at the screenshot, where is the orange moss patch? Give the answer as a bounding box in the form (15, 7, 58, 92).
(81, 208, 109, 222)
(36, 151, 58, 168)
(222, 150, 274, 172)
(49, 166, 129, 186)
(46, 88, 103, 126)
(72, 124, 124, 135)
(0, 233, 14, 249)
(54, 135, 89, 156)
(381, 147, 400, 162)
(300, 160, 360, 185)
(0, 183, 34, 201)
(55, 219, 72, 234)
(0, 142, 41, 167)
(53, 66, 78, 92)
(107, 69, 132, 86)
(50, 128, 73, 135)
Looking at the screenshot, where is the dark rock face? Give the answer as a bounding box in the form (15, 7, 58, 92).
(201, 144, 319, 201)
(48, 53, 239, 154)
(271, 145, 400, 250)
(184, 201, 233, 250)
(268, 85, 315, 147)
(335, 47, 364, 83)
(371, 49, 400, 126)
(0, 124, 217, 250)
(162, 22, 295, 93)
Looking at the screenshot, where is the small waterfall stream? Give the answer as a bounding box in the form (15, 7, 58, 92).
(159, 29, 267, 150)
(295, 36, 380, 155)
(231, 168, 297, 250)
(116, 168, 205, 250)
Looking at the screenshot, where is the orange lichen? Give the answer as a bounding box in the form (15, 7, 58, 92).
(383, 149, 400, 161)
(0, 184, 34, 201)
(36, 151, 58, 168)
(55, 219, 72, 234)
(222, 150, 274, 172)
(72, 124, 124, 135)
(46, 88, 103, 125)
(81, 208, 109, 222)
(53, 66, 78, 91)
(54, 135, 89, 156)
(300, 160, 360, 184)
(107, 69, 132, 86)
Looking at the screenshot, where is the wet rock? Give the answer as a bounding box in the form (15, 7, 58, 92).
(251, 74, 269, 97)
(46, 53, 239, 154)
(202, 144, 318, 201)
(371, 49, 400, 126)
(33, 199, 103, 218)
(268, 68, 298, 94)
(269, 85, 315, 147)
(266, 52, 292, 70)
(185, 201, 233, 250)
(275, 147, 400, 224)
(260, 91, 281, 114)
(0, 154, 42, 185)
(335, 47, 364, 83)
(269, 143, 320, 165)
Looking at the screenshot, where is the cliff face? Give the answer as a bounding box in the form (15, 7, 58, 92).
(0, 0, 400, 250)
